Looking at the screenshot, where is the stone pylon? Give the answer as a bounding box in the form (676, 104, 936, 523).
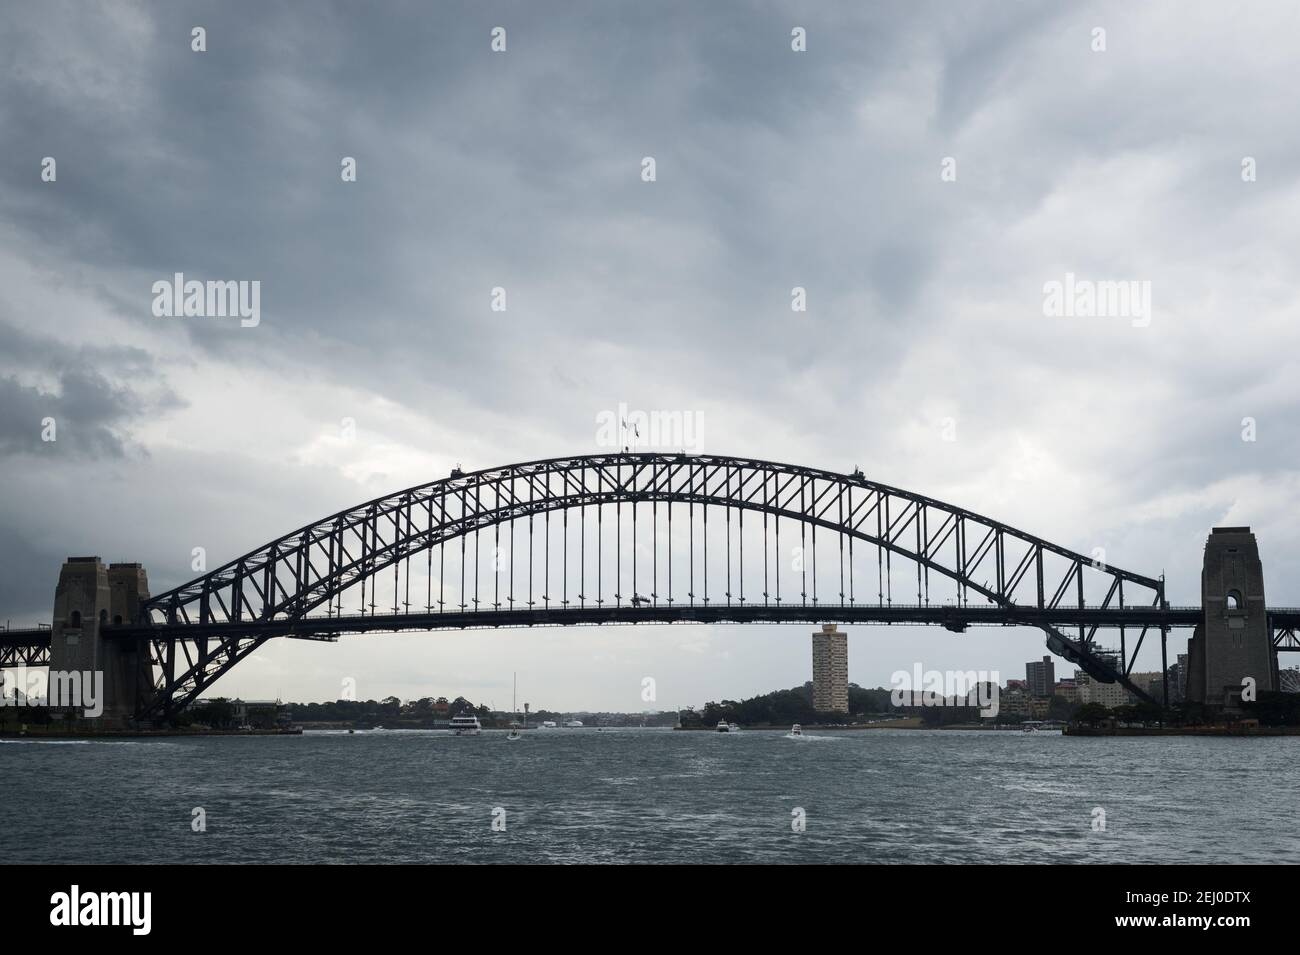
(1185, 528, 1277, 709)
(49, 557, 153, 726)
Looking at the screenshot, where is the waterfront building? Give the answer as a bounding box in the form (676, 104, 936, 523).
(1129, 671, 1165, 701)
(999, 686, 1049, 719)
(811, 624, 849, 712)
(999, 687, 1030, 717)
(1026, 656, 1056, 697)
(1166, 661, 1184, 703)
(1074, 670, 1131, 708)
(1054, 679, 1080, 704)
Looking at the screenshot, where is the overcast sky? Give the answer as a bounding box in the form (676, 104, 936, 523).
(2, 1, 1298, 711)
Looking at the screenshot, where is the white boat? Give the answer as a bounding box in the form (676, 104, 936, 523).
(789, 723, 803, 737)
(716, 721, 740, 733)
(506, 728, 521, 741)
(563, 720, 584, 728)
(450, 713, 482, 736)
(540, 720, 558, 729)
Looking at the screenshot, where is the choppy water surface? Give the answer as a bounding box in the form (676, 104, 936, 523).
(5, 728, 1298, 863)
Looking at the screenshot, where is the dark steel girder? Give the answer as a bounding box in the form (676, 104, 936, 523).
(110, 604, 1206, 641)
(0, 644, 50, 667)
(144, 453, 1164, 617)
(0, 629, 51, 668)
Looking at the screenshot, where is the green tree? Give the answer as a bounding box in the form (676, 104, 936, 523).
(1075, 702, 1110, 724)
(1047, 694, 1077, 720)
(1244, 691, 1300, 726)
(1132, 700, 1164, 724)
(196, 697, 235, 728)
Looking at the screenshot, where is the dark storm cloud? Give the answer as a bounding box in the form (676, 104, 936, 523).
(0, 0, 1049, 416)
(0, 519, 62, 621)
(0, 321, 180, 457)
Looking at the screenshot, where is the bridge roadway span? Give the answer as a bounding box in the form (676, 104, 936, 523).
(11, 603, 1299, 640)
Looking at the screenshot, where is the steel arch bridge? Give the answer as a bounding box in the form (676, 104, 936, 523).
(94, 451, 1206, 722)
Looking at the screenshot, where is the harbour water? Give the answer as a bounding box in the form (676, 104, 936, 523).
(5, 728, 1299, 864)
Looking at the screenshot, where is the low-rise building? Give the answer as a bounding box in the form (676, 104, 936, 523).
(1054, 679, 1080, 704)
(1128, 671, 1165, 701)
(998, 687, 1050, 719)
(1074, 671, 1130, 708)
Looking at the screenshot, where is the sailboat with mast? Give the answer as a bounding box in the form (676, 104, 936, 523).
(507, 672, 522, 741)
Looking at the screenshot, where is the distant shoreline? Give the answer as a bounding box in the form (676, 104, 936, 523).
(1064, 724, 1300, 737)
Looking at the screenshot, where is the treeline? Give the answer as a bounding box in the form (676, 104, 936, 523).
(682, 682, 896, 727)
(686, 688, 1300, 729)
(291, 696, 493, 725)
(178, 695, 494, 728)
(1244, 691, 1300, 725)
(177, 696, 684, 729)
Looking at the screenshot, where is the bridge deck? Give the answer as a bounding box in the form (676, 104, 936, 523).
(0, 628, 52, 645)
(97, 604, 1300, 638)
(5, 606, 1297, 647)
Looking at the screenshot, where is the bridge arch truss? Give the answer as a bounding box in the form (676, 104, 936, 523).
(137, 453, 1168, 719)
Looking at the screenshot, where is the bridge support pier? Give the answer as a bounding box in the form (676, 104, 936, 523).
(1185, 528, 1277, 710)
(49, 557, 152, 726)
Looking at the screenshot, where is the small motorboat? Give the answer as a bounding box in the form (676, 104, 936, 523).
(506, 728, 521, 741)
(788, 723, 803, 738)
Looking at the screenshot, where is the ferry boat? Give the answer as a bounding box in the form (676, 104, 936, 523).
(716, 721, 741, 733)
(449, 713, 482, 736)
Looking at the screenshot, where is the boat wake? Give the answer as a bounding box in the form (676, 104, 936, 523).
(0, 738, 161, 746)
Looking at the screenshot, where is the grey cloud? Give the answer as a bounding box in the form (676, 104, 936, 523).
(0, 321, 181, 457)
